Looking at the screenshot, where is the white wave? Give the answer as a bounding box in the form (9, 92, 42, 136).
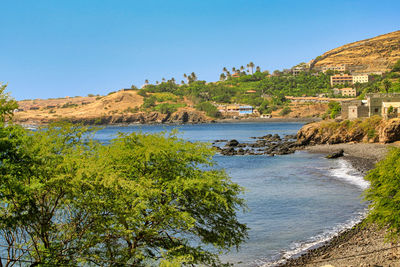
(256, 158, 369, 267)
(260, 210, 367, 267)
(328, 159, 369, 190)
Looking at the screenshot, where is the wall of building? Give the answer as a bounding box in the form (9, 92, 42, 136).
(367, 94, 400, 117)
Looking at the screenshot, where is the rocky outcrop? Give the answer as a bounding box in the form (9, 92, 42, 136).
(378, 119, 400, 143)
(213, 135, 301, 156)
(297, 118, 400, 145)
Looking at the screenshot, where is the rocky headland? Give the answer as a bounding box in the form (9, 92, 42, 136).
(297, 117, 400, 145)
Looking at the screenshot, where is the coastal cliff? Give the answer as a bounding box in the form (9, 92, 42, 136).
(297, 117, 400, 145)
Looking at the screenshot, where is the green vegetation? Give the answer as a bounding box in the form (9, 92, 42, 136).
(154, 102, 185, 114)
(317, 116, 382, 140)
(279, 106, 292, 116)
(61, 102, 79, 108)
(0, 86, 248, 265)
(138, 69, 334, 116)
(0, 83, 17, 121)
(323, 101, 341, 119)
(195, 101, 221, 118)
(364, 147, 400, 241)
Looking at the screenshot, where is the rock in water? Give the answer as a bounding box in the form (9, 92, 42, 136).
(326, 149, 344, 159)
(226, 139, 239, 147)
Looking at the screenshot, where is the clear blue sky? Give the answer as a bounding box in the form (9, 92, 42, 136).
(1, 0, 399, 100)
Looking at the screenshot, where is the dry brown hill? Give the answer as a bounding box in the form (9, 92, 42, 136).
(14, 90, 209, 124)
(311, 30, 400, 73)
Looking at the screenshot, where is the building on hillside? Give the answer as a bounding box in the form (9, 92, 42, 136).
(330, 74, 353, 86)
(231, 73, 240, 78)
(322, 64, 347, 73)
(341, 100, 368, 119)
(218, 104, 254, 116)
(341, 88, 357, 97)
(341, 93, 400, 119)
(382, 102, 400, 119)
(285, 96, 330, 103)
(260, 114, 272, 118)
(291, 63, 310, 75)
(333, 88, 357, 97)
(367, 93, 400, 117)
(352, 74, 369, 84)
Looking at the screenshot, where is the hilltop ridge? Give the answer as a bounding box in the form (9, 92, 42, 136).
(311, 30, 400, 73)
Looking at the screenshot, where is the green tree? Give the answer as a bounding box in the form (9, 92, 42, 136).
(392, 59, 400, 72)
(0, 83, 18, 123)
(326, 101, 341, 119)
(364, 148, 400, 241)
(0, 124, 248, 265)
(195, 102, 221, 118)
(220, 73, 226, 81)
(248, 62, 255, 74)
(383, 79, 392, 93)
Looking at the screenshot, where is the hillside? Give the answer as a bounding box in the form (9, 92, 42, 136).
(311, 30, 400, 74)
(14, 90, 210, 124)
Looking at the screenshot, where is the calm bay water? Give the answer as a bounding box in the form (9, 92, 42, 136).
(95, 122, 367, 266)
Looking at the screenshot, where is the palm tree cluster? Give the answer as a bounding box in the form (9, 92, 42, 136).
(144, 77, 177, 86)
(183, 72, 198, 84)
(220, 62, 261, 81)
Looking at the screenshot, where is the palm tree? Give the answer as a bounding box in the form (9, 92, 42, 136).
(191, 72, 197, 82)
(240, 66, 244, 72)
(232, 67, 236, 73)
(248, 62, 255, 74)
(144, 79, 149, 85)
(220, 73, 226, 81)
(223, 67, 228, 73)
(156, 81, 159, 85)
(162, 77, 166, 83)
(181, 80, 185, 85)
(171, 77, 176, 84)
(183, 73, 189, 84)
(256, 66, 261, 73)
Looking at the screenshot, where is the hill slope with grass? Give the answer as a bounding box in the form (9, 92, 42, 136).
(311, 30, 400, 73)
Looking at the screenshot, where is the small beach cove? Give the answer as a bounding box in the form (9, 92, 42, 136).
(277, 143, 400, 267)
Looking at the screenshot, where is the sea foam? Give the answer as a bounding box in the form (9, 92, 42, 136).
(259, 158, 369, 267)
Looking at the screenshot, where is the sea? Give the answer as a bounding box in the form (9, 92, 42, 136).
(94, 122, 368, 266)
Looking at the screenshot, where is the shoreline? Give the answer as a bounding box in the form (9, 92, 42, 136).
(275, 143, 400, 267)
(15, 117, 320, 127)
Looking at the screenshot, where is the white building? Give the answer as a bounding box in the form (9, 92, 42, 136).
(353, 74, 369, 84)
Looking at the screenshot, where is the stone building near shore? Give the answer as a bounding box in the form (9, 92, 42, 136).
(341, 93, 400, 119)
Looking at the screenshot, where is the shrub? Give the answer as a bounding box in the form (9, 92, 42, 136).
(195, 102, 221, 118)
(279, 106, 292, 116)
(364, 147, 400, 241)
(154, 103, 185, 114)
(137, 89, 148, 97)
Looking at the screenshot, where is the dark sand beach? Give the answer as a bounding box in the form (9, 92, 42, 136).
(278, 143, 400, 267)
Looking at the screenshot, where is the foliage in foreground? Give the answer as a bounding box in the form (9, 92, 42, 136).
(0, 124, 248, 266)
(0, 84, 248, 266)
(364, 147, 400, 241)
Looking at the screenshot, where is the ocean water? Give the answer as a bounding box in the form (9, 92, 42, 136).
(94, 122, 368, 266)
